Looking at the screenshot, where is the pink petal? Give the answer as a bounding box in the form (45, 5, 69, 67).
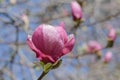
(32, 25, 44, 52)
(27, 35, 41, 58)
(108, 28, 116, 41)
(32, 24, 64, 56)
(27, 35, 56, 63)
(62, 34, 75, 54)
(56, 26, 68, 44)
(104, 51, 112, 63)
(37, 54, 56, 64)
(71, 1, 82, 20)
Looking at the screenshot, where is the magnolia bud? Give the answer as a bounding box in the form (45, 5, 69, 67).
(87, 41, 102, 53)
(108, 28, 116, 41)
(106, 28, 116, 48)
(104, 51, 112, 63)
(71, 1, 83, 21)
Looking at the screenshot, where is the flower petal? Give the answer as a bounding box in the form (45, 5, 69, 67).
(32, 24, 64, 56)
(27, 35, 41, 57)
(38, 54, 56, 64)
(108, 28, 116, 41)
(56, 26, 68, 44)
(27, 35, 56, 63)
(32, 25, 44, 52)
(62, 34, 75, 54)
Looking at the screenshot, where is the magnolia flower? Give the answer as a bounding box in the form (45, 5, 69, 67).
(71, 1, 82, 21)
(87, 41, 102, 53)
(104, 51, 112, 63)
(27, 24, 75, 64)
(108, 28, 116, 41)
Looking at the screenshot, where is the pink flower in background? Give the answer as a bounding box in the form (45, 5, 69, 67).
(108, 28, 116, 41)
(87, 41, 102, 53)
(71, 1, 83, 20)
(63, 9, 68, 16)
(59, 22, 65, 28)
(27, 24, 75, 64)
(104, 51, 112, 63)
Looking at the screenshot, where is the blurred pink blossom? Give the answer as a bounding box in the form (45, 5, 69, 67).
(108, 28, 116, 41)
(59, 22, 65, 28)
(27, 24, 75, 64)
(104, 51, 112, 63)
(63, 9, 68, 16)
(71, 1, 83, 20)
(87, 41, 102, 53)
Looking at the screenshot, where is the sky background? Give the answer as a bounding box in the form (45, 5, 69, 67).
(0, 0, 120, 80)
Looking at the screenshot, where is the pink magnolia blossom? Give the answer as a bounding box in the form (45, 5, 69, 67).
(71, 1, 83, 20)
(104, 51, 112, 63)
(27, 24, 75, 64)
(87, 41, 102, 53)
(108, 28, 116, 41)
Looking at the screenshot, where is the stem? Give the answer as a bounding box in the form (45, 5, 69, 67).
(37, 71, 48, 80)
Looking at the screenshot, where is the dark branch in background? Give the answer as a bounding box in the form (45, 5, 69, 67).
(87, 11, 120, 26)
(0, 8, 36, 79)
(0, 10, 20, 63)
(10, 27, 19, 63)
(0, 9, 24, 26)
(0, 42, 26, 45)
(0, 3, 120, 80)
(0, 9, 21, 79)
(0, 71, 3, 80)
(0, 11, 120, 45)
(0, 9, 15, 23)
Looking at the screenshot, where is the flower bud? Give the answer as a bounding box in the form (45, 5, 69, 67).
(106, 28, 116, 48)
(71, 1, 83, 21)
(108, 28, 116, 41)
(27, 24, 75, 64)
(87, 41, 102, 53)
(104, 51, 112, 63)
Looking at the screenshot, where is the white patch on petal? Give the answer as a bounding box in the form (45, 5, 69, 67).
(28, 35, 32, 40)
(68, 34, 74, 41)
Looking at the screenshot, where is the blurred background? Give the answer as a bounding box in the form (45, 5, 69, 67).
(0, 0, 120, 80)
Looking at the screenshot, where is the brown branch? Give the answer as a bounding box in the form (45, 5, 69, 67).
(0, 42, 26, 45)
(41, 11, 120, 26)
(37, 71, 49, 80)
(87, 11, 120, 26)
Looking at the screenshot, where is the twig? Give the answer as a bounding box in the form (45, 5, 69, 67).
(87, 11, 120, 26)
(37, 71, 49, 80)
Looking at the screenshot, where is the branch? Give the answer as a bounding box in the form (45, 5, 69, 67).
(37, 71, 48, 80)
(86, 11, 120, 26)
